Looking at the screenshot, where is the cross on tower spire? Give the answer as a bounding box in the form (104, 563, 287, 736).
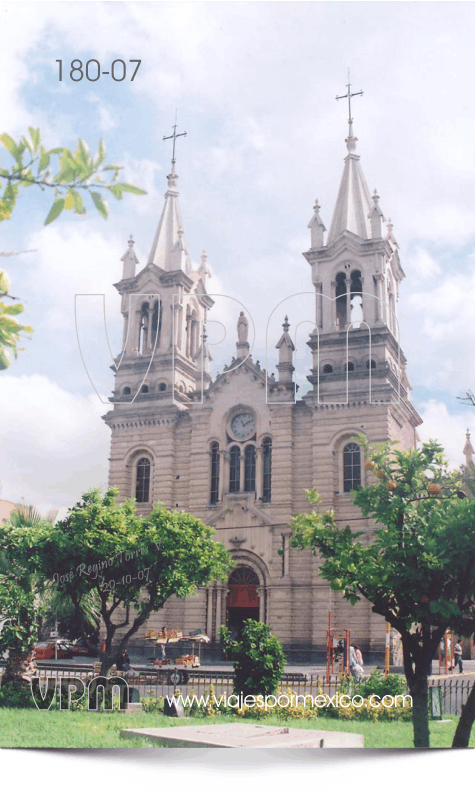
(163, 112, 187, 167)
(336, 71, 364, 153)
(336, 70, 363, 126)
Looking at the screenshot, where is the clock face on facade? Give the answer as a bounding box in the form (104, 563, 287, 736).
(230, 412, 256, 440)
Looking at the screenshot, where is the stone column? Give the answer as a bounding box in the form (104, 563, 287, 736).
(346, 276, 351, 326)
(206, 587, 213, 638)
(374, 274, 384, 325)
(215, 585, 222, 636)
(191, 319, 199, 357)
(185, 314, 192, 357)
(330, 281, 337, 329)
(315, 284, 323, 329)
(282, 533, 291, 576)
(173, 303, 180, 347)
(218, 450, 225, 501)
(131, 308, 141, 354)
(257, 587, 267, 623)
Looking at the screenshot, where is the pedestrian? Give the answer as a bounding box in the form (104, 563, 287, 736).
(160, 626, 168, 660)
(118, 647, 132, 671)
(351, 643, 364, 681)
(453, 639, 464, 674)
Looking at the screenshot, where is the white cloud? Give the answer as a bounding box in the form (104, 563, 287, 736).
(2, 1, 475, 505)
(418, 399, 474, 469)
(23, 222, 123, 331)
(405, 247, 442, 283)
(399, 255, 475, 393)
(86, 94, 118, 132)
(0, 373, 109, 509)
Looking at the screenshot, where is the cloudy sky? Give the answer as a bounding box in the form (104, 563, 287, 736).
(1, 0, 475, 512)
(0, 2, 475, 792)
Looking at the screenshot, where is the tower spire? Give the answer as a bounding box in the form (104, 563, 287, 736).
(463, 428, 474, 466)
(276, 315, 295, 383)
(328, 76, 374, 243)
(147, 120, 191, 272)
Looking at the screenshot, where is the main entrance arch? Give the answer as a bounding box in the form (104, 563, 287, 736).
(226, 566, 260, 638)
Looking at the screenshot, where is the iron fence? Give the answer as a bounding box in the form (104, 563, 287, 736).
(19, 668, 357, 701)
(428, 677, 473, 717)
(1, 661, 472, 716)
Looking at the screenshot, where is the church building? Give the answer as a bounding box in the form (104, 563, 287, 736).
(103, 110, 422, 661)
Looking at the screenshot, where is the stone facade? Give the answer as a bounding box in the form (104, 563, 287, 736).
(103, 124, 422, 661)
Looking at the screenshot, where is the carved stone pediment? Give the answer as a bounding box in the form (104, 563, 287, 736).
(205, 492, 271, 528)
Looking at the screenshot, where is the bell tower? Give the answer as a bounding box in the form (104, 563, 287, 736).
(303, 84, 410, 407)
(109, 129, 214, 406)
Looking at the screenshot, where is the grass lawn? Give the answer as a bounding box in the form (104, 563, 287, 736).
(0, 709, 472, 748)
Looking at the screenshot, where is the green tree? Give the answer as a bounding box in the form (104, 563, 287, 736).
(38, 488, 231, 676)
(42, 588, 101, 647)
(220, 619, 286, 697)
(0, 127, 146, 369)
(290, 436, 475, 748)
(0, 506, 52, 687)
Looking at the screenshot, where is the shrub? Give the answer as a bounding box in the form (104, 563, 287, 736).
(220, 619, 286, 697)
(141, 694, 165, 713)
(320, 696, 411, 722)
(234, 688, 412, 723)
(0, 683, 37, 709)
(356, 670, 407, 699)
(188, 683, 230, 717)
(236, 688, 319, 721)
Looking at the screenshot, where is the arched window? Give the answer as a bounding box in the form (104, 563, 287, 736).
(343, 443, 361, 492)
(366, 359, 376, 369)
(139, 302, 149, 354)
(244, 445, 256, 493)
(228, 566, 259, 586)
(335, 272, 347, 328)
(229, 446, 240, 493)
(210, 442, 220, 504)
(122, 386, 131, 396)
(346, 362, 355, 372)
(323, 364, 333, 374)
(136, 458, 151, 502)
(262, 437, 272, 503)
(140, 384, 149, 393)
(159, 382, 167, 392)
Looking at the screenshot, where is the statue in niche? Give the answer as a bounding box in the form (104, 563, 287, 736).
(350, 296, 364, 328)
(237, 311, 249, 343)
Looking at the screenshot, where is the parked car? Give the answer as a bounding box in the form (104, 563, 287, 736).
(70, 640, 97, 657)
(34, 640, 73, 660)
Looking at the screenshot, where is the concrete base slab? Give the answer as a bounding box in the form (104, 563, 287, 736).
(121, 723, 364, 748)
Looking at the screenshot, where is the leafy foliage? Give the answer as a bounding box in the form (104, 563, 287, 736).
(0, 683, 37, 709)
(292, 437, 475, 635)
(0, 507, 52, 656)
(141, 694, 165, 713)
(0, 127, 146, 368)
(0, 293, 33, 369)
(220, 619, 286, 697)
(354, 670, 407, 699)
(38, 488, 231, 674)
(0, 128, 145, 225)
(290, 436, 475, 747)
